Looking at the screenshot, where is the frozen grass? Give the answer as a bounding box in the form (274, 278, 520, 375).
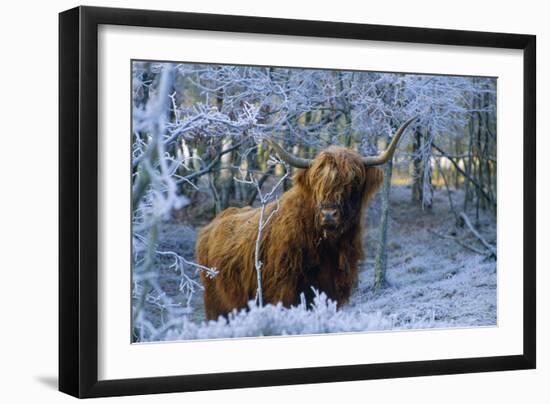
(134, 186, 496, 342)
(352, 186, 497, 327)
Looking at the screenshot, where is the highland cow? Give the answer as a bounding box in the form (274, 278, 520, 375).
(196, 118, 417, 320)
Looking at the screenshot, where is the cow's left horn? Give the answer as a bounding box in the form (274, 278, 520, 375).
(362, 116, 418, 167)
(266, 139, 312, 169)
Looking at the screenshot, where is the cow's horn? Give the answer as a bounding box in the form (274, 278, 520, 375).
(362, 116, 418, 167)
(266, 139, 312, 169)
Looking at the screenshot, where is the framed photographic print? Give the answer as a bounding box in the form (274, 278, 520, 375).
(59, 6, 536, 398)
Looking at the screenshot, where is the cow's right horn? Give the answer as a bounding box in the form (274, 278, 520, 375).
(266, 139, 312, 169)
(362, 116, 418, 167)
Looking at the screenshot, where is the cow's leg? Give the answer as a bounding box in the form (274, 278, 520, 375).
(270, 278, 299, 308)
(202, 275, 225, 320)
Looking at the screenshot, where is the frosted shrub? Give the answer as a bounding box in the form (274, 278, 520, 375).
(142, 291, 450, 342)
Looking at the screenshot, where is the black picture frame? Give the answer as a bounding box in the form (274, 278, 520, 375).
(59, 5, 536, 398)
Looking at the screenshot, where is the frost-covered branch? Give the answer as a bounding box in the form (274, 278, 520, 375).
(234, 157, 289, 306)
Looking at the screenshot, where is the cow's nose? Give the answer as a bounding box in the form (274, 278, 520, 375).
(321, 208, 339, 223)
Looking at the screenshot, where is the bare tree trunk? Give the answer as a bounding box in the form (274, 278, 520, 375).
(214, 69, 234, 211)
(218, 138, 234, 210)
(411, 128, 433, 210)
(432, 142, 495, 210)
(454, 138, 461, 189)
(463, 83, 476, 212)
(435, 156, 460, 225)
(411, 130, 423, 205)
(283, 126, 293, 191)
(475, 98, 483, 225)
(338, 71, 353, 147)
(374, 159, 393, 290)
(240, 144, 256, 204)
(422, 135, 433, 210)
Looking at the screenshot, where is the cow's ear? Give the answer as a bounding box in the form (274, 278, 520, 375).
(293, 168, 309, 190)
(364, 167, 384, 201)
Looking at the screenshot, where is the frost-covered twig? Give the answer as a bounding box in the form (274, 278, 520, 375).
(234, 160, 289, 306)
(459, 212, 497, 258)
(176, 140, 245, 184)
(156, 250, 218, 279)
(427, 228, 487, 256)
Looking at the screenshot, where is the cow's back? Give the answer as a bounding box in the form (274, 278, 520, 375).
(196, 206, 255, 265)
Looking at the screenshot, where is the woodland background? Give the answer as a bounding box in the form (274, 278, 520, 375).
(131, 61, 497, 342)
(3, 1, 547, 403)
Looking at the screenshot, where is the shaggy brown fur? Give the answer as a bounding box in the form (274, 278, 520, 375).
(196, 145, 384, 320)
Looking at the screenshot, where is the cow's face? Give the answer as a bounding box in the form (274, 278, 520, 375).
(267, 117, 417, 238)
(301, 146, 369, 237)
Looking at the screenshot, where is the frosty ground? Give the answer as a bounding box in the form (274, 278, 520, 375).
(137, 185, 496, 342)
